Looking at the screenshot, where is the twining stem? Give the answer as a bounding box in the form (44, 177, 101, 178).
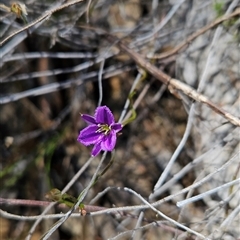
(121, 91, 137, 126)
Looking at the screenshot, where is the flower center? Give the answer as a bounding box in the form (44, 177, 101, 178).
(96, 124, 111, 135)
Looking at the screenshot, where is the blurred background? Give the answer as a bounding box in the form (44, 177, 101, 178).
(0, 0, 239, 239)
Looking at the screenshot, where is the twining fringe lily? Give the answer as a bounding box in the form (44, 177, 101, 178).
(77, 106, 122, 156)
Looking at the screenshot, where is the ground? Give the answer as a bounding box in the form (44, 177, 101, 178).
(0, 0, 239, 239)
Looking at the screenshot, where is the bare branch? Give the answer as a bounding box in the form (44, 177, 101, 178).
(0, 0, 85, 46)
(148, 8, 240, 60)
(105, 34, 240, 127)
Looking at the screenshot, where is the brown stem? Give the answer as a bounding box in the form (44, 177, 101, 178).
(105, 34, 240, 127)
(148, 8, 240, 59)
(0, 197, 50, 207)
(0, 197, 196, 239)
(0, 0, 85, 46)
(0, 197, 105, 212)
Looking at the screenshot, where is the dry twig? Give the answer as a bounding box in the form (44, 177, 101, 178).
(148, 8, 240, 59)
(0, 0, 85, 46)
(105, 34, 240, 127)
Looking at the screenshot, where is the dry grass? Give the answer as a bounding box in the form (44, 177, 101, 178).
(0, 0, 239, 239)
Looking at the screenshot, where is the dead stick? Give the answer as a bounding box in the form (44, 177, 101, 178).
(105, 34, 240, 127)
(0, 197, 195, 237)
(0, 197, 105, 213)
(0, 0, 85, 46)
(149, 8, 240, 59)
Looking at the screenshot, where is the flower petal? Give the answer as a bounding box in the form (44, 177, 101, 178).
(91, 141, 102, 156)
(111, 123, 122, 132)
(95, 106, 114, 125)
(101, 131, 117, 151)
(77, 125, 103, 146)
(81, 114, 96, 125)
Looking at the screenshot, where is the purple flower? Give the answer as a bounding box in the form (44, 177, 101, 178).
(77, 106, 123, 156)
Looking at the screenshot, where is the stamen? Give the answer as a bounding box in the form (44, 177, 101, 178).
(96, 124, 111, 135)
